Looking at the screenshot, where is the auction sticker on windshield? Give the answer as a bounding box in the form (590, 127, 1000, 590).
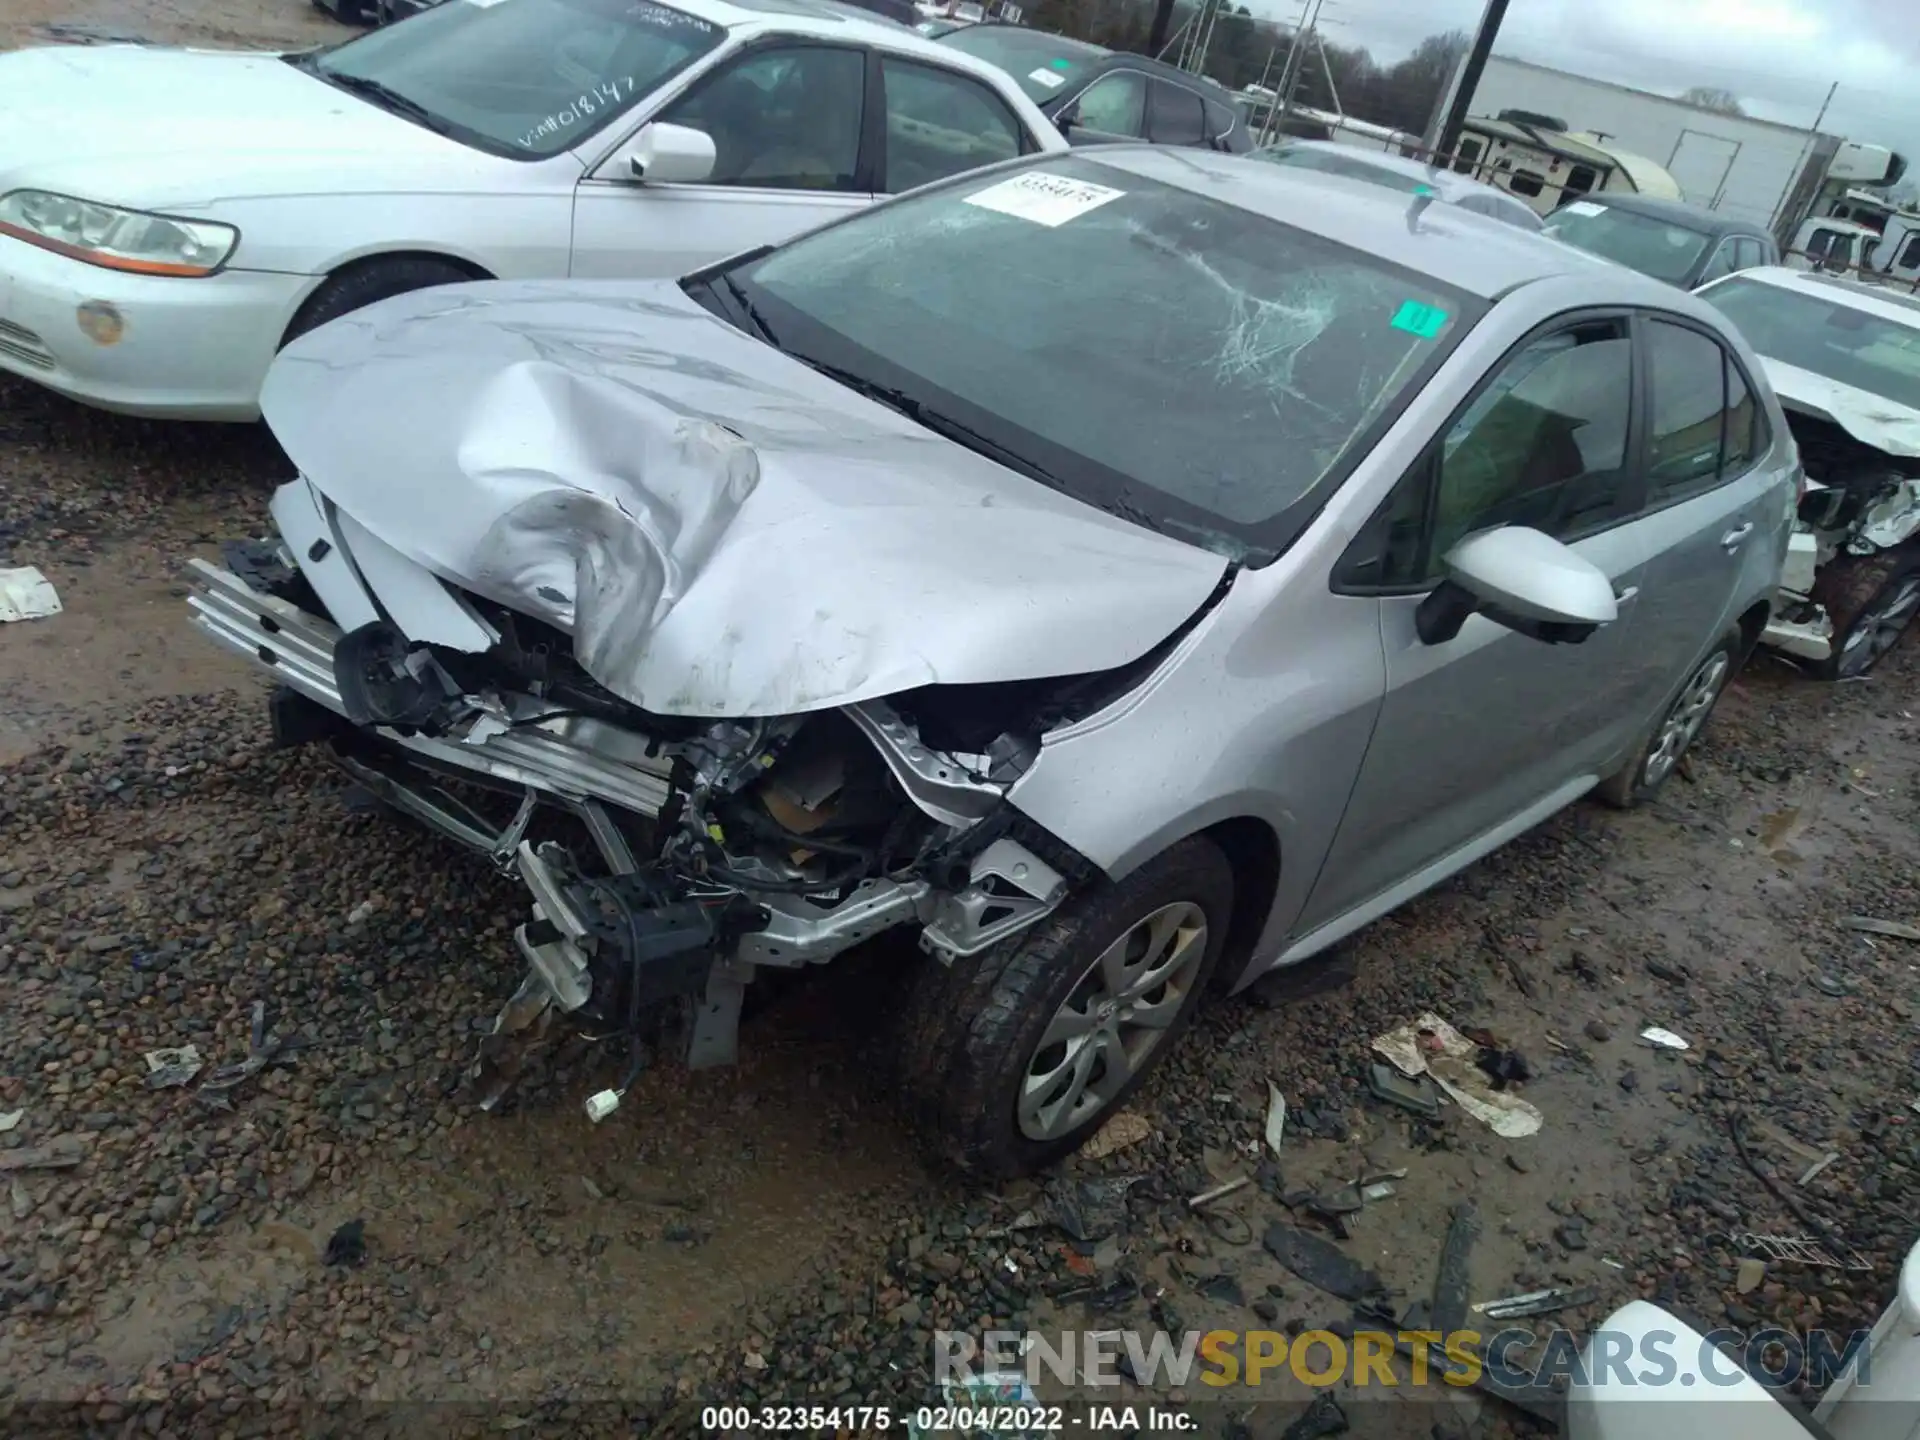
(1028, 68, 1066, 88)
(965, 173, 1124, 227)
(1561, 200, 1607, 217)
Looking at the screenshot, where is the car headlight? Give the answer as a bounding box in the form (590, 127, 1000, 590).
(0, 190, 239, 277)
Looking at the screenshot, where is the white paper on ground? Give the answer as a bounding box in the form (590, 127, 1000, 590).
(1371, 1011, 1544, 1139)
(0, 567, 60, 622)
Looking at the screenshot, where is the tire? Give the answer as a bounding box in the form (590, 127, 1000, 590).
(1806, 545, 1920, 681)
(895, 836, 1235, 1179)
(1595, 627, 1741, 810)
(282, 257, 477, 348)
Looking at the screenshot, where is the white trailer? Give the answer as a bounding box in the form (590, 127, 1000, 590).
(1466, 55, 1839, 241)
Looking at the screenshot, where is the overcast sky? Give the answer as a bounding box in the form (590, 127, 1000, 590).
(1282, 0, 1918, 161)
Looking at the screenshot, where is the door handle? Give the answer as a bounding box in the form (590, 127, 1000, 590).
(1721, 522, 1754, 550)
(1614, 585, 1639, 606)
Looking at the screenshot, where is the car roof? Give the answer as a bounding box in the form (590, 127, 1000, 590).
(1268, 140, 1529, 205)
(1069, 145, 1652, 301)
(1709, 265, 1920, 327)
(682, 0, 957, 46)
(1562, 190, 1768, 237)
(678, 0, 1060, 94)
(940, 22, 1242, 102)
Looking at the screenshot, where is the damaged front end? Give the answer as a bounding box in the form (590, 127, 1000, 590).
(1762, 406, 1920, 671)
(185, 481, 1187, 1121)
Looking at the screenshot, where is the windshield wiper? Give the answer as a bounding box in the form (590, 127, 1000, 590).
(720, 275, 782, 347)
(321, 72, 454, 135)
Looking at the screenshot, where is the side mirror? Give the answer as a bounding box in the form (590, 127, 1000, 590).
(623, 121, 716, 185)
(1415, 526, 1619, 647)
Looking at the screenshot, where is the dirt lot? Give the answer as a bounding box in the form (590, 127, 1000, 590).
(2, 13, 1918, 1439)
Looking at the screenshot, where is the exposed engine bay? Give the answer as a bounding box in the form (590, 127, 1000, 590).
(187, 479, 1217, 1121)
(1762, 406, 1920, 672)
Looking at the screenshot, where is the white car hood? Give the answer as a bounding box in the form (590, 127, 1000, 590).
(1760, 356, 1920, 458)
(261, 278, 1230, 719)
(0, 45, 482, 208)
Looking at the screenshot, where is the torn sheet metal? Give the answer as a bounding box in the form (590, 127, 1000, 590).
(143, 1046, 204, 1089)
(260, 280, 1228, 719)
(1855, 476, 1920, 550)
(1767, 360, 1920, 457)
(1371, 1013, 1543, 1138)
(0, 567, 61, 622)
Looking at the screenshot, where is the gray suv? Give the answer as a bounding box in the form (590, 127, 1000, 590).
(187, 147, 1795, 1177)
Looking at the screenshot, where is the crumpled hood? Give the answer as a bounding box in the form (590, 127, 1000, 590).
(262, 278, 1229, 718)
(1760, 356, 1920, 458)
(0, 46, 473, 208)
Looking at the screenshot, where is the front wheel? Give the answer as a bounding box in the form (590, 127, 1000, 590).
(1595, 628, 1739, 810)
(281, 256, 477, 348)
(1808, 546, 1920, 680)
(895, 837, 1235, 1178)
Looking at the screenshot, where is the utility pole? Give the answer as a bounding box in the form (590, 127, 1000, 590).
(1772, 80, 1839, 235)
(1429, 0, 1512, 163)
(1146, 0, 1179, 59)
(1276, 0, 1324, 124)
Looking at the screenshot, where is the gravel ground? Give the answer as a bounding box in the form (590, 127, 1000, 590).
(3, 17, 1918, 1436)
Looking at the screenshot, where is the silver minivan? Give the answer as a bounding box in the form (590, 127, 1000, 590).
(188, 146, 1796, 1175)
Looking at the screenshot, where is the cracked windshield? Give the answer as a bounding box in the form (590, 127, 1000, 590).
(740, 156, 1473, 552)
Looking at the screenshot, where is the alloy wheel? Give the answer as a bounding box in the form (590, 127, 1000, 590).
(1016, 901, 1209, 1142)
(1642, 650, 1730, 788)
(1837, 575, 1920, 678)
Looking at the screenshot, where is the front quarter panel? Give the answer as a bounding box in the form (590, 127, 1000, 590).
(1005, 557, 1387, 989)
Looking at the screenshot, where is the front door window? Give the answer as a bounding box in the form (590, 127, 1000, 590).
(660, 45, 866, 190)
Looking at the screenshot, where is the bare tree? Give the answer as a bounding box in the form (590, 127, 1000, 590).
(1680, 86, 1745, 115)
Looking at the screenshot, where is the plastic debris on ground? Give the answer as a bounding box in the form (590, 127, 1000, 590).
(1366, 1061, 1441, 1118)
(0, 567, 61, 623)
(1474, 1284, 1601, 1319)
(1842, 915, 1920, 941)
(1736, 1257, 1766, 1293)
(1796, 1152, 1840, 1186)
(323, 1217, 367, 1267)
(1280, 1392, 1349, 1439)
(1081, 1109, 1152, 1160)
(1264, 1081, 1287, 1155)
(909, 1373, 1052, 1440)
(1638, 1026, 1690, 1050)
(1189, 1175, 1250, 1210)
(0, 1140, 87, 1172)
(143, 1045, 204, 1089)
(1263, 1223, 1384, 1301)
(1371, 1013, 1544, 1138)
(0, 1110, 22, 1134)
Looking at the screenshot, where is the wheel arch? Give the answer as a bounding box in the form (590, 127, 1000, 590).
(1195, 815, 1283, 992)
(1734, 596, 1772, 665)
(279, 248, 498, 348)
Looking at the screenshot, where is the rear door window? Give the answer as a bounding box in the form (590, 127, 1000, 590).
(1646, 320, 1726, 493)
(1146, 79, 1207, 146)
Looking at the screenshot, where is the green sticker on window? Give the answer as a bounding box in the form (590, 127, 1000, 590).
(1049, 57, 1073, 69)
(1391, 300, 1450, 339)
(1413, 183, 1436, 196)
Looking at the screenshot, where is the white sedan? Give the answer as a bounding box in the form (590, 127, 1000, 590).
(0, 0, 1066, 420)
